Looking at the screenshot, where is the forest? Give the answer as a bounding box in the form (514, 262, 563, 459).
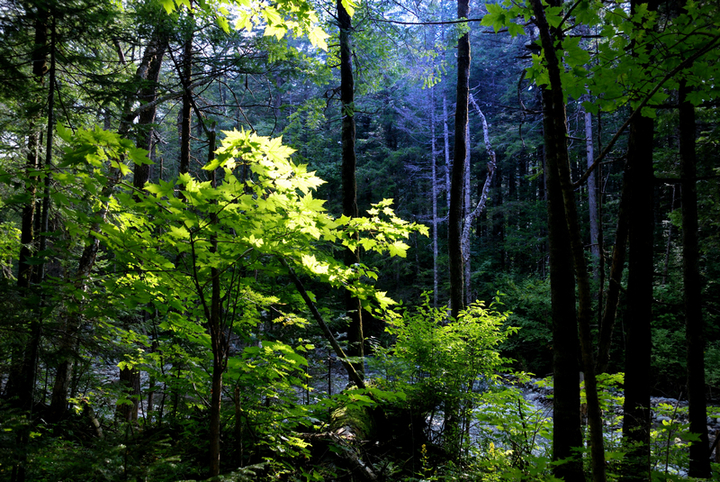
(1, 0, 719, 480)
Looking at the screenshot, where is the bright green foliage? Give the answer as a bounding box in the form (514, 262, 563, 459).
(19, 123, 428, 475)
(482, 0, 720, 112)
(373, 293, 516, 454)
(158, 0, 332, 50)
(472, 383, 555, 482)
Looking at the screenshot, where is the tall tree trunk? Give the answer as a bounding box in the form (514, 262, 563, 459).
(463, 128, 471, 304)
(462, 96, 496, 298)
(680, 80, 711, 478)
(531, 1, 606, 480)
(430, 85, 439, 307)
(179, 20, 193, 177)
(621, 1, 659, 479)
(443, 95, 451, 213)
(206, 128, 225, 478)
(7, 3, 49, 411)
(585, 108, 600, 280)
(449, 0, 470, 320)
(14, 10, 55, 413)
(116, 30, 168, 424)
(621, 112, 654, 482)
(338, 0, 363, 378)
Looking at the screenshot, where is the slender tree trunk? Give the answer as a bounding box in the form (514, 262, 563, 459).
(430, 86, 439, 307)
(179, 20, 193, 177)
(585, 108, 600, 280)
(204, 129, 225, 477)
(443, 95, 451, 213)
(597, 165, 630, 374)
(7, 4, 49, 413)
(462, 96, 496, 296)
(463, 128, 471, 304)
(338, 0, 364, 378)
(449, 0, 470, 320)
(531, 1, 605, 480)
(14, 12, 55, 413)
(680, 80, 711, 478)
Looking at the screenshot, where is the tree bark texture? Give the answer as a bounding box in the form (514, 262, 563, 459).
(338, 0, 364, 378)
(449, 0, 470, 319)
(680, 81, 711, 479)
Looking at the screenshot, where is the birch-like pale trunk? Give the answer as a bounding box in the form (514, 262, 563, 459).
(585, 109, 600, 280)
(443, 95, 451, 213)
(430, 86, 439, 307)
(460, 95, 497, 303)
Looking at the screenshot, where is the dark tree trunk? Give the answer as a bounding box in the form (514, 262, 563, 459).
(179, 22, 193, 177)
(621, 113, 654, 482)
(116, 31, 167, 425)
(449, 0, 470, 319)
(531, 5, 582, 481)
(206, 129, 225, 478)
(531, 1, 606, 480)
(134, 35, 166, 189)
(338, 0, 364, 378)
(621, 2, 659, 479)
(680, 81, 711, 478)
(117, 367, 141, 422)
(7, 4, 49, 411)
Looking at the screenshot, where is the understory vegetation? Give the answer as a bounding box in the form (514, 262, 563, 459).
(2, 0, 720, 480)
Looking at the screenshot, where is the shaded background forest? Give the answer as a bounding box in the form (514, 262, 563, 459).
(2, 0, 720, 479)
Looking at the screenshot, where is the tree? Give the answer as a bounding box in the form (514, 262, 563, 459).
(679, 79, 711, 478)
(449, 0, 469, 319)
(337, 0, 364, 379)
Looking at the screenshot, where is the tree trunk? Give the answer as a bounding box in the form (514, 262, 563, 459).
(117, 367, 141, 422)
(430, 85, 439, 307)
(462, 96, 497, 298)
(585, 108, 600, 280)
(443, 95, 451, 213)
(596, 165, 630, 374)
(7, 3, 49, 412)
(179, 21, 193, 177)
(115, 30, 168, 425)
(531, 1, 605, 480)
(338, 0, 363, 378)
(449, 0, 470, 320)
(205, 129, 225, 478)
(621, 1, 659, 479)
(134, 34, 166, 188)
(680, 80, 711, 478)
(621, 112, 654, 482)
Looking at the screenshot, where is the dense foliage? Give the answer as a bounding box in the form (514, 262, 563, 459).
(1, 0, 720, 480)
